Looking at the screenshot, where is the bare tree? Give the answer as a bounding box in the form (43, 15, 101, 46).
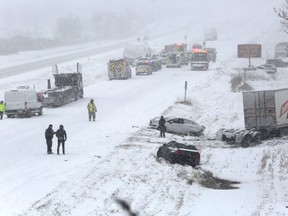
(55, 14, 83, 42)
(274, 0, 288, 32)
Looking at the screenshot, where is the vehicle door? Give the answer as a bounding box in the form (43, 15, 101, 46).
(167, 118, 186, 134)
(183, 119, 201, 134)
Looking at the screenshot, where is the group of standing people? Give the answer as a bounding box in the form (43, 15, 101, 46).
(45, 124, 67, 155)
(44, 98, 96, 155)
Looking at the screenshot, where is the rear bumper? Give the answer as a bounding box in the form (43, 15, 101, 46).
(5, 108, 41, 116)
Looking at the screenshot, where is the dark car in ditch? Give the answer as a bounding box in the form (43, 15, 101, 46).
(156, 141, 200, 167)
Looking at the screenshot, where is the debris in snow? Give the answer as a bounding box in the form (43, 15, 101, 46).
(114, 196, 138, 216)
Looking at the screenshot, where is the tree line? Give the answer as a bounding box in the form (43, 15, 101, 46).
(0, 10, 148, 55)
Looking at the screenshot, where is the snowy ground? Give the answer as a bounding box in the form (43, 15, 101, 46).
(0, 1, 288, 216)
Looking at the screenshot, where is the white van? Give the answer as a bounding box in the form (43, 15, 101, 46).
(4, 87, 43, 118)
(123, 41, 151, 64)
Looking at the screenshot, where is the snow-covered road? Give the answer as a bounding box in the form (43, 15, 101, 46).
(1, 0, 288, 215)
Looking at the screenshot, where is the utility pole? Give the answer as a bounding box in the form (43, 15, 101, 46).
(184, 81, 187, 101)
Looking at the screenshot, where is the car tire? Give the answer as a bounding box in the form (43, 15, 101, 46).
(260, 129, 270, 140)
(188, 131, 195, 136)
(189, 131, 201, 136)
(170, 154, 176, 164)
(190, 162, 196, 168)
(156, 149, 162, 158)
(241, 134, 251, 148)
(253, 133, 261, 144)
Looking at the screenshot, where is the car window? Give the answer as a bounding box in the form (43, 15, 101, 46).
(183, 119, 191, 124)
(170, 118, 183, 124)
(184, 119, 197, 125)
(167, 141, 177, 147)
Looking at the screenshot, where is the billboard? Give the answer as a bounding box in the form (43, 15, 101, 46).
(237, 44, 261, 58)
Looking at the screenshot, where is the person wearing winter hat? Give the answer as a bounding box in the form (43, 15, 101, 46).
(45, 124, 55, 154)
(55, 125, 67, 155)
(87, 99, 97, 121)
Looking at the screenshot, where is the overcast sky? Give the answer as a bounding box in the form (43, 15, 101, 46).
(0, 0, 281, 38)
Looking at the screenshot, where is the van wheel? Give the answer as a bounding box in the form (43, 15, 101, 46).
(80, 91, 84, 99)
(25, 110, 32, 118)
(38, 107, 43, 116)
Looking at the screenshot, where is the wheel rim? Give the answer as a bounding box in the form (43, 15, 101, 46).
(241, 135, 251, 148)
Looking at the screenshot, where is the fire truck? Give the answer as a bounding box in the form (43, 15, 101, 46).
(107, 59, 131, 80)
(190, 49, 209, 70)
(163, 43, 189, 65)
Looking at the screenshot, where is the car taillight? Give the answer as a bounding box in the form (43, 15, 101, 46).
(176, 150, 183, 155)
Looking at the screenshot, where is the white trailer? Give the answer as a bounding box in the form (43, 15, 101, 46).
(243, 88, 288, 138)
(216, 88, 288, 147)
(274, 42, 288, 58)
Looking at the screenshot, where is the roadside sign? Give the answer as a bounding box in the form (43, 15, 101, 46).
(184, 81, 187, 101)
(238, 44, 261, 58)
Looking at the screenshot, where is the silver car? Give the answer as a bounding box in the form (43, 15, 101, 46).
(149, 117, 205, 136)
(256, 64, 277, 74)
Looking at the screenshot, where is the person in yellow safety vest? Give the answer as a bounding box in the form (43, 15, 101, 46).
(87, 99, 97, 121)
(0, 101, 5, 120)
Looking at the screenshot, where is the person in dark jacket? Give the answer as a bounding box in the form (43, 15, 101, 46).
(45, 124, 55, 154)
(56, 125, 67, 155)
(158, 116, 166, 138)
